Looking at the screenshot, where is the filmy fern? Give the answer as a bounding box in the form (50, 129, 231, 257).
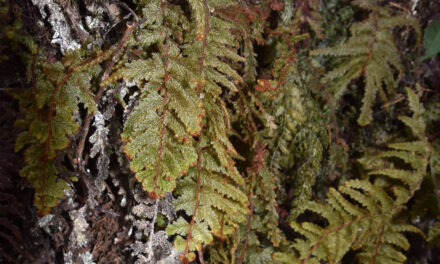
(238, 151, 285, 263)
(7, 0, 438, 263)
(311, 0, 421, 126)
(207, 142, 285, 264)
(121, 0, 200, 198)
(13, 47, 109, 215)
(276, 88, 429, 263)
(167, 0, 250, 259)
(121, 0, 248, 261)
(255, 12, 329, 219)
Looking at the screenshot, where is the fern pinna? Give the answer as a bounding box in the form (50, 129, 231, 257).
(121, 0, 248, 262)
(311, 0, 421, 126)
(12, 46, 110, 215)
(273, 88, 429, 264)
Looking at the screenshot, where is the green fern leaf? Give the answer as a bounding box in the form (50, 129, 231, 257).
(311, 3, 421, 126)
(14, 48, 104, 215)
(288, 88, 429, 263)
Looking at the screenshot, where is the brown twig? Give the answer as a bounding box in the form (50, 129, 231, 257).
(381, 93, 405, 109)
(329, 103, 348, 151)
(389, 1, 412, 15)
(100, 21, 137, 85)
(76, 21, 137, 171)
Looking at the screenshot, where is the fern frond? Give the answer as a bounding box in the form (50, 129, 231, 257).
(14, 48, 108, 215)
(166, 0, 249, 259)
(311, 3, 421, 126)
(258, 58, 329, 219)
(121, 0, 248, 261)
(288, 88, 429, 263)
(122, 0, 201, 199)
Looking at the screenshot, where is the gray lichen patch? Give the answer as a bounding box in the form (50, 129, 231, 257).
(31, 0, 81, 53)
(69, 205, 90, 248)
(30, 0, 120, 53)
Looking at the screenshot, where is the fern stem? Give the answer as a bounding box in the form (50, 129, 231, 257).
(268, 20, 300, 92)
(151, 0, 172, 199)
(237, 89, 258, 142)
(274, 44, 297, 92)
(151, 81, 169, 198)
(300, 201, 408, 263)
(329, 104, 348, 150)
(198, 247, 206, 264)
(301, 217, 359, 263)
(372, 223, 385, 264)
(183, 138, 203, 262)
(238, 189, 254, 264)
(239, 142, 266, 263)
(219, 213, 225, 241)
(360, 13, 378, 76)
(183, 0, 210, 260)
(30, 44, 39, 94)
(198, 0, 210, 77)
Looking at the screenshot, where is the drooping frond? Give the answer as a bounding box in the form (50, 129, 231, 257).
(122, 0, 201, 199)
(166, 118, 248, 263)
(283, 88, 429, 263)
(121, 0, 248, 261)
(13, 48, 109, 215)
(311, 1, 421, 126)
(165, 0, 249, 262)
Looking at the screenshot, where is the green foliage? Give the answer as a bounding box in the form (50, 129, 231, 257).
(287, 88, 429, 263)
(12, 50, 105, 215)
(318, 0, 356, 43)
(121, 0, 199, 199)
(422, 20, 440, 61)
(6, 0, 438, 262)
(208, 144, 285, 264)
(423, 139, 440, 246)
(311, 0, 421, 126)
(259, 62, 329, 220)
(254, 9, 330, 219)
(3, 10, 109, 215)
(428, 221, 440, 246)
(121, 0, 249, 261)
(237, 165, 284, 263)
